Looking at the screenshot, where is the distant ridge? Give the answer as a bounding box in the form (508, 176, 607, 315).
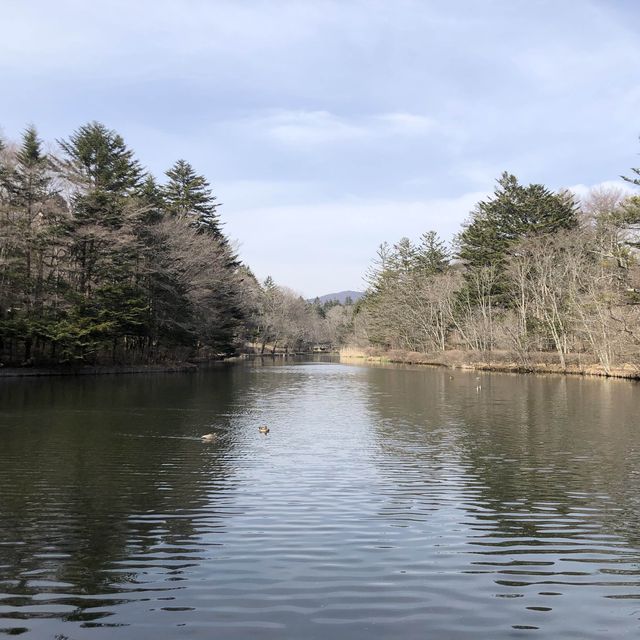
(311, 290, 364, 305)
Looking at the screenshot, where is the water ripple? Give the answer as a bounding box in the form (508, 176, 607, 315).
(0, 361, 639, 638)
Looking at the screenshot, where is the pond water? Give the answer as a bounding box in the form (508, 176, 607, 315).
(1, 359, 639, 639)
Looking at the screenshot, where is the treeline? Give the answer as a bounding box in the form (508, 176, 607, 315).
(354, 168, 640, 373)
(249, 279, 354, 354)
(0, 122, 348, 366)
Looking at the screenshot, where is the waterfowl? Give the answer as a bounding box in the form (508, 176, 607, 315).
(201, 433, 217, 443)
(259, 425, 270, 434)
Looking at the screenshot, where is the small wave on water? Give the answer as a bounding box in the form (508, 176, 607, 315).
(0, 362, 639, 638)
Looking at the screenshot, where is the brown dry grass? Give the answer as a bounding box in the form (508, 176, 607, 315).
(339, 347, 640, 380)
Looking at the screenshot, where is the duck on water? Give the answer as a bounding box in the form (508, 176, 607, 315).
(202, 426, 269, 442)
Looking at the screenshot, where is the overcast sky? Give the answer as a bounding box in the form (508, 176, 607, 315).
(2, 0, 639, 296)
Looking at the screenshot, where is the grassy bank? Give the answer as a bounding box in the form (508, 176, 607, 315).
(339, 347, 640, 380)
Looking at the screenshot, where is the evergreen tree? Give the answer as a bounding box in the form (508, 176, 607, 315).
(415, 231, 449, 275)
(55, 123, 149, 358)
(364, 242, 393, 295)
(11, 126, 53, 218)
(58, 121, 143, 194)
(57, 122, 144, 280)
(1, 128, 52, 295)
(138, 175, 165, 223)
(163, 159, 222, 238)
(57, 122, 144, 230)
(0, 126, 53, 213)
(0, 123, 253, 365)
(456, 172, 578, 307)
(390, 237, 417, 275)
(0, 127, 65, 361)
(457, 172, 579, 270)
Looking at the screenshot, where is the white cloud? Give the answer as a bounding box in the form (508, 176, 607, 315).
(376, 112, 438, 135)
(567, 180, 636, 200)
(3, 0, 639, 294)
(235, 109, 443, 148)
(224, 190, 485, 296)
(263, 110, 366, 146)
(216, 179, 324, 209)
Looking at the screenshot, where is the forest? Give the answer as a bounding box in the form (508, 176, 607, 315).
(353, 165, 640, 374)
(3, 121, 640, 374)
(0, 123, 351, 366)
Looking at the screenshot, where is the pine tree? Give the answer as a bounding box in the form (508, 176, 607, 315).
(415, 231, 449, 275)
(12, 126, 53, 217)
(57, 122, 145, 287)
(364, 242, 393, 295)
(0, 126, 62, 361)
(0, 123, 253, 365)
(58, 121, 143, 194)
(391, 237, 417, 275)
(138, 175, 165, 223)
(457, 172, 579, 270)
(163, 159, 222, 238)
(456, 172, 578, 306)
(55, 123, 149, 360)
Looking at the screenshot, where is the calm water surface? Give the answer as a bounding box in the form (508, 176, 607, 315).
(1, 359, 639, 638)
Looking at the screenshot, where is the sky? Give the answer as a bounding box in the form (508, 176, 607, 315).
(1, 0, 639, 297)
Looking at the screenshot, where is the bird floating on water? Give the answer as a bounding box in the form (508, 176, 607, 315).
(201, 433, 217, 443)
(259, 425, 270, 434)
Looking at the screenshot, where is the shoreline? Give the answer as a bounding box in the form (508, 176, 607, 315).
(0, 362, 200, 378)
(0, 351, 335, 378)
(339, 347, 640, 381)
(6, 349, 634, 381)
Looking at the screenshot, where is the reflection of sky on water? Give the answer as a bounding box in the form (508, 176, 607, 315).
(0, 361, 639, 638)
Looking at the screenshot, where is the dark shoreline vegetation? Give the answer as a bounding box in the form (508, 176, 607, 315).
(0, 122, 352, 368)
(0, 352, 334, 377)
(2, 122, 640, 378)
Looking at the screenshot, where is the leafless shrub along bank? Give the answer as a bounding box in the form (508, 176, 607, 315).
(352, 172, 640, 374)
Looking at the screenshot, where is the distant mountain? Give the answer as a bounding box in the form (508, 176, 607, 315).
(311, 290, 364, 305)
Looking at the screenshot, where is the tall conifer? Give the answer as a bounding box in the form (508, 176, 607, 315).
(163, 159, 222, 238)
(457, 172, 579, 271)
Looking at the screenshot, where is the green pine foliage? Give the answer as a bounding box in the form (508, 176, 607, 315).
(360, 232, 451, 348)
(455, 172, 579, 304)
(356, 158, 640, 366)
(457, 172, 579, 270)
(163, 159, 222, 238)
(0, 122, 248, 366)
(415, 231, 450, 275)
(58, 121, 144, 193)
